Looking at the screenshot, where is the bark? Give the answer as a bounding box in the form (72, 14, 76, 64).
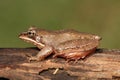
(0, 48, 120, 80)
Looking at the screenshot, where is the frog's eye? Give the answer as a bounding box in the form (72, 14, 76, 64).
(27, 30, 36, 37)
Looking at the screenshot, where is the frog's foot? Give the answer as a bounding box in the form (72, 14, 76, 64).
(28, 56, 39, 62)
(25, 54, 37, 62)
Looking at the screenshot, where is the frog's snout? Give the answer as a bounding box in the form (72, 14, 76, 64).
(19, 32, 27, 38)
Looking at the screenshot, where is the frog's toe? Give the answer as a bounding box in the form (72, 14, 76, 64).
(52, 54, 58, 58)
(28, 56, 39, 62)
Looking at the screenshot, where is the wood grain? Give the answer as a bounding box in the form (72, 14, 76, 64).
(0, 48, 120, 80)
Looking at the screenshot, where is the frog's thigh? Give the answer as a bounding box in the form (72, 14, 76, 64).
(65, 48, 96, 59)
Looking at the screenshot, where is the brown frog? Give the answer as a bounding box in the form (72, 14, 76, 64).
(19, 27, 101, 61)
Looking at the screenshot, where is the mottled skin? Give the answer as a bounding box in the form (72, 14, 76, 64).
(19, 27, 101, 61)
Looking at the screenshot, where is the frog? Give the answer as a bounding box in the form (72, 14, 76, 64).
(19, 26, 101, 61)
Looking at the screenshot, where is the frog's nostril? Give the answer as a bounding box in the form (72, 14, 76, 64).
(20, 32, 27, 35)
(19, 33, 22, 37)
(18, 32, 27, 38)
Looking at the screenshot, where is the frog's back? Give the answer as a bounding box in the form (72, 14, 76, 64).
(53, 29, 100, 41)
(54, 29, 83, 35)
(50, 30, 81, 46)
(37, 29, 101, 48)
(54, 29, 98, 38)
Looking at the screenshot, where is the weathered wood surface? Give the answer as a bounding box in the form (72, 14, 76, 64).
(0, 48, 120, 80)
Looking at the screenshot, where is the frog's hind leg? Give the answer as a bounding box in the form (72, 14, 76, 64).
(52, 54, 58, 58)
(52, 53, 65, 60)
(66, 58, 78, 63)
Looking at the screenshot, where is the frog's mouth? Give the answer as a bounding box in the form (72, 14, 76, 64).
(19, 33, 45, 48)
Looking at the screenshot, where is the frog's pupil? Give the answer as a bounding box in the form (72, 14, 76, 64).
(28, 31, 35, 36)
(28, 32, 31, 35)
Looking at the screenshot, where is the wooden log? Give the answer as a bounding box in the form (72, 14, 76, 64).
(0, 48, 120, 80)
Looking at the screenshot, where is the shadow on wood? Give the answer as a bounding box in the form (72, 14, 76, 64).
(0, 48, 120, 80)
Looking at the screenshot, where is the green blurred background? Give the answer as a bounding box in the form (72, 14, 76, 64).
(0, 0, 120, 49)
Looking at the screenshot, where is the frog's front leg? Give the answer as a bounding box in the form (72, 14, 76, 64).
(29, 46, 53, 62)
